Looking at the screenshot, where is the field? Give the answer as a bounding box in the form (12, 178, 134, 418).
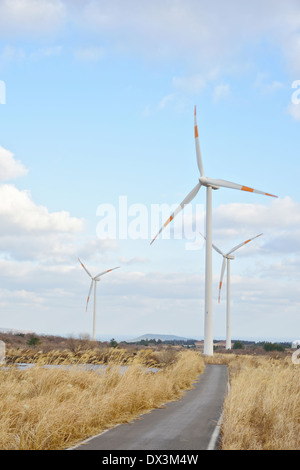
(0, 344, 205, 450)
(206, 352, 300, 450)
(0, 333, 299, 450)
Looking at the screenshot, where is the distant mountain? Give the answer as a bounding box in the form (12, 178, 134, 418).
(127, 333, 194, 343)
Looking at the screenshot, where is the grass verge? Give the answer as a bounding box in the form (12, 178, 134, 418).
(205, 353, 300, 450)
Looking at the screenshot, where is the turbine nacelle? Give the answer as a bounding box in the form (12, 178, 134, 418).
(226, 254, 235, 260)
(199, 176, 220, 190)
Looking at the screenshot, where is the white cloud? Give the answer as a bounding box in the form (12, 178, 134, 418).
(1, 1, 300, 80)
(0, 184, 83, 235)
(286, 103, 300, 121)
(118, 256, 148, 266)
(73, 46, 105, 62)
(0, 0, 66, 37)
(206, 197, 300, 263)
(214, 197, 300, 232)
(76, 1, 244, 64)
(157, 70, 220, 110)
(0, 146, 28, 180)
(172, 74, 208, 95)
(0, 45, 26, 62)
(0, 0, 299, 74)
(264, 81, 284, 93)
(30, 45, 63, 60)
(213, 83, 230, 103)
(72, 0, 300, 72)
(158, 93, 176, 110)
(0, 183, 87, 264)
(253, 73, 284, 94)
(0, 145, 86, 263)
(0, 43, 63, 64)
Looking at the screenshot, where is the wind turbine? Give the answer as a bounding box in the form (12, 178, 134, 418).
(150, 106, 277, 356)
(200, 232, 263, 350)
(78, 258, 120, 341)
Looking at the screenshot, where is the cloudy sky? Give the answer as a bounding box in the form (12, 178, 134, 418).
(0, 0, 300, 342)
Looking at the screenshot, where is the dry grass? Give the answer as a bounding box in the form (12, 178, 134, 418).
(205, 352, 300, 450)
(0, 349, 205, 450)
(5, 344, 180, 369)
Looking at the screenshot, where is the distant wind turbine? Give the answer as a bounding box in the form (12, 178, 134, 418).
(150, 106, 277, 356)
(78, 258, 120, 341)
(200, 232, 263, 350)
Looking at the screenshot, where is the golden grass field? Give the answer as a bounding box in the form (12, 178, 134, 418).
(205, 353, 300, 450)
(0, 344, 299, 450)
(0, 348, 205, 450)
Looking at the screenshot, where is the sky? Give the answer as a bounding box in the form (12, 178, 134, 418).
(0, 0, 300, 342)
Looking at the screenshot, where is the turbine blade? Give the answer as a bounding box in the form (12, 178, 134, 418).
(150, 182, 202, 245)
(204, 177, 278, 198)
(94, 266, 120, 280)
(227, 233, 263, 255)
(86, 280, 94, 311)
(194, 106, 205, 176)
(218, 258, 227, 303)
(199, 232, 224, 256)
(78, 258, 92, 278)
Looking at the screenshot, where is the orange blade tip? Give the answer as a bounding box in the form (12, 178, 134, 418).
(241, 185, 254, 193)
(150, 236, 157, 245)
(164, 215, 174, 227)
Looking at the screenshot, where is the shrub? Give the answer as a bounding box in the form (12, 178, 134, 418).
(263, 342, 285, 352)
(233, 341, 244, 350)
(26, 335, 41, 347)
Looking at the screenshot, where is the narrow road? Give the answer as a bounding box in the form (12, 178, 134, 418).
(71, 365, 228, 451)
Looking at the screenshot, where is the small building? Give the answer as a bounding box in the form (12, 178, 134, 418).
(194, 341, 204, 351)
(292, 340, 300, 349)
(214, 341, 231, 350)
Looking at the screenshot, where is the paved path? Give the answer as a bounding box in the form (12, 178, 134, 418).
(71, 365, 228, 451)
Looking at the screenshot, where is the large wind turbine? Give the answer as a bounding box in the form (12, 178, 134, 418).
(200, 232, 263, 350)
(78, 258, 120, 341)
(151, 106, 277, 356)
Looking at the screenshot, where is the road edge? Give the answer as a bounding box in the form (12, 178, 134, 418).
(207, 375, 230, 450)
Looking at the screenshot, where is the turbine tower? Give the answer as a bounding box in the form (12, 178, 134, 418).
(151, 107, 277, 356)
(200, 232, 263, 350)
(78, 258, 120, 341)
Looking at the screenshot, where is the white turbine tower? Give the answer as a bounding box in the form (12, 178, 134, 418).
(200, 232, 263, 350)
(151, 106, 277, 356)
(78, 258, 120, 341)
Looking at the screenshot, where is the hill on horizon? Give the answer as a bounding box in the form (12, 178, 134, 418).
(127, 333, 196, 343)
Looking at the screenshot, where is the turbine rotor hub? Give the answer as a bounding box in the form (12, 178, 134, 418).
(199, 176, 219, 190)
